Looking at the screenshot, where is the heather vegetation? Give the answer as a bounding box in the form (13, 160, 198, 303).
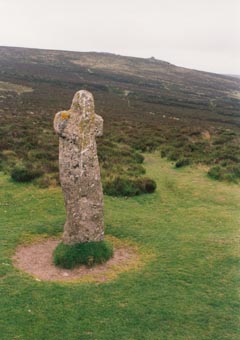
(0, 46, 240, 338)
(0, 46, 240, 194)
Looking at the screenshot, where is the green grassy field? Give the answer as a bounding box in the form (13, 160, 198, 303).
(0, 154, 239, 340)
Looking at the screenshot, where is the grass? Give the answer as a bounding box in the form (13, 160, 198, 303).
(0, 154, 240, 339)
(53, 241, 113, 269)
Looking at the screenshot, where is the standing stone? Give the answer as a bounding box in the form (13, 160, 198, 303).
(54, 90, 104, 245)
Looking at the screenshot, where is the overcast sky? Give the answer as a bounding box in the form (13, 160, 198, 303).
(0, 0, 239, 74)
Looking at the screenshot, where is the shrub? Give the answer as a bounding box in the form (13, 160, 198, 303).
(133, 152, 144, 164)
(207, 166, 222, 180)
(137, 177, 157, 193)
(0, 150, 19, 173)
(11, 164, 42, 182)
(104, 176, 140, 196)
(222, 165, 240, 182)
(161, 150, 167, 158)
(126, 164, 146, 176)
(130, 138, 159, 152)
(212, 137, 229, 145)
(207, 164, 240, 182)
(27, 149, 57, 161)
(215, 154, 239, 164)
(103, 176, 156, 196)
(175, 158, 190, 168)
(222, 173, 238, 183)
(234, 166, 240, 177)
(53, 240, 113, 269)
(168, 151, 179, 162)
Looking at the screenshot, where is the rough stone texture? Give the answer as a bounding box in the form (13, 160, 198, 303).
(54, 90, 104, 244)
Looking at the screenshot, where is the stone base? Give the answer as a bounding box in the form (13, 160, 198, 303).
(12, 236, 141, 283)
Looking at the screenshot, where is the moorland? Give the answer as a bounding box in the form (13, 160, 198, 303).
(0, 46, 240, 340)
(0, 46, 240, 192)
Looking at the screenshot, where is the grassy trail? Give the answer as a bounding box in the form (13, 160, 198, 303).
(0, 154, 239, 340)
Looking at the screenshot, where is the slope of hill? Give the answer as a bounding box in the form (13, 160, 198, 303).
(0, 46, 240, 187)
(1, 46, 240, 125)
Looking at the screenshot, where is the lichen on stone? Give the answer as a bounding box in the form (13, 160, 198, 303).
(61, 111, 70, 120)
(53, 90, 104, 245)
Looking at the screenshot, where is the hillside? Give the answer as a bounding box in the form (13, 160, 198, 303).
(0, 46, 240, 188)
(1, 46, 240, 126)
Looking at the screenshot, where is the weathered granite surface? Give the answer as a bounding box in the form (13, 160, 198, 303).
(54, 90, 104, 244)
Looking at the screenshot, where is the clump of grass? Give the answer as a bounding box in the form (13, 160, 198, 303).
(53, 240, 113, 269)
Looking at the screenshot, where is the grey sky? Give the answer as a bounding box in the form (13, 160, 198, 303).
(0, 0, 239, 74)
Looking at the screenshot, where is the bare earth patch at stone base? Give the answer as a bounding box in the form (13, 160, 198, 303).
(13, 237, 142, 283)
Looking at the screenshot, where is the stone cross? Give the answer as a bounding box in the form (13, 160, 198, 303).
(54, 90, 104, 245)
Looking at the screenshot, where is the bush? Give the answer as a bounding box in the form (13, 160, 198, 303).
(175, 158, 190, 168)
(0, 150, 19, 173)
(103, 176, 157, 196)
(126, 164, 146, 176)
(133, 152, 144, 164)
(11, 164, 42, 182)
(104, 176, 140, 196)
(208, 164, 240, 183)
(137, 177, 157, 193)
(222, 165, 240, 182)
(216, 154, 239, 164)
(168, 151, 180, 161)
(212, 137, 229, 145)
(53, 240, 113, 269)
(222, 173, 237, 183)
(208, 166, 222, 180)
